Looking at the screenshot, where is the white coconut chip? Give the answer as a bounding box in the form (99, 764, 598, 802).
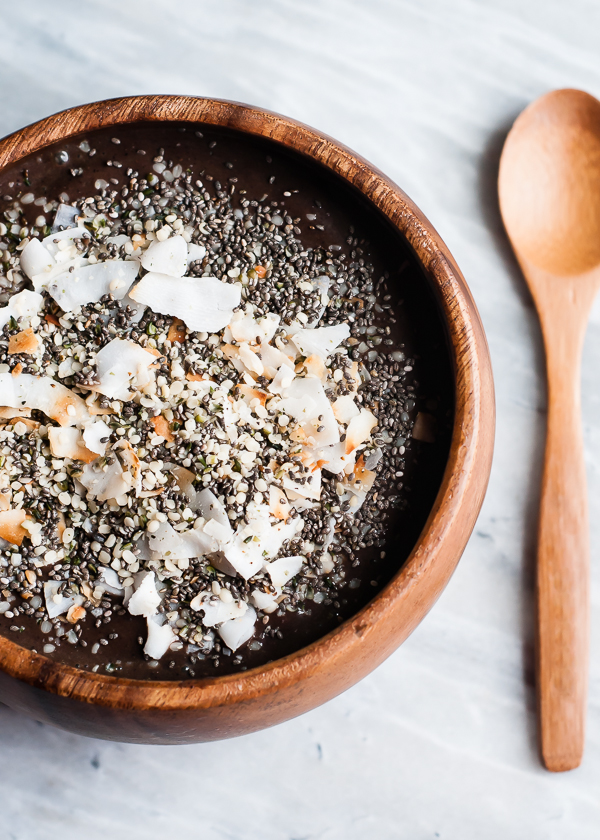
(98, 567, 124, 596)
(87, 338, 157, 400)
(268, 364, 295, 395)
(250, 588, 278, 614)
(78, 455, 129, 502)
(282, 468, 322, 500)
(127, 571, 161, 617)
(129, 274, 241, 333)
(191, 596, 248, 627)
(149, 520, 214, 561)
(217, 605, 257, 651)
(144, 614, 178, 660)
(31, 256, 90, 293)
(0, 372, 89, 426)
(140, 234, 188, 277)
(292, 323, 350, 360)
(44, 580, 74, 619)
(0, 289, 44, 331)
(229, 310, 280, 344)
(186, 242, 207, 268)
(82, 419, 112, 455)
(51, 204, 81, 232)
(19, 239, 55, 279)
(42, 226, 89, 257)
(266, 555, 304, 590)
(46, 260, 139, 311)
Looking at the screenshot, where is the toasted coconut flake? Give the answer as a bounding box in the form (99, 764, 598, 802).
(280, 377, 339, 448)
(129, 274, 241, 333)
(217, 605, 257, 651)
(345, 408, 378, 454)
(150, 414, 174, 442)
(48, 426, 97, 463)
(185, 371, 208, 383)
(267, 555, 304, 590)
(128, 571, 161, 618)
(8, 328, 39, 355)
(87, 338, 156, 400)
(167, 317, 186, 343)
(292, 323, 350, 360)
(144, 615, 177, 660)
(140, 234, 188, 277)
(351, 454, 377, 493)
(46, 260, 139, 311)
(236, 384, 268, 406)
(82, 419, 111, 454)
(0, 509, 29, 545)
(0, 290, 44, 331)
(20, 238, 55, 279)
(0, 407, 30, 419)
(269, 484, 291, 521)
(0, 372, 89, 426)
(332, 394, 360, 425)
(66, 604, 86, 624)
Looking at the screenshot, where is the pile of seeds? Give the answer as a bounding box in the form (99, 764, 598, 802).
(0, 147, 423, 671)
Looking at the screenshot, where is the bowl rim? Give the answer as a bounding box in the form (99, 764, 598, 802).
(0, 95, 495, 712)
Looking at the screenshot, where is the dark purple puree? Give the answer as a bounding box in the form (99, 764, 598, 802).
(0, 122, 453, 680)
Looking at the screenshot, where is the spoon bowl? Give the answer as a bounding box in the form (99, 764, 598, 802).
(499, 88, 600, 772)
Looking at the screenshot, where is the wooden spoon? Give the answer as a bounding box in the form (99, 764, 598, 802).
(498, 88, 600, 771)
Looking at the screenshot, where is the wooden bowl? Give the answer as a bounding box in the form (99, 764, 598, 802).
(0, 96, 494, 743)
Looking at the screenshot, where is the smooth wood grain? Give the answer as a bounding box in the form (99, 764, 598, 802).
(499, 88, 600, 771)
(0, 96, 495, 744)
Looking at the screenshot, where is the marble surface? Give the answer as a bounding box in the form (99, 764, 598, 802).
(1, 1, 600, 837)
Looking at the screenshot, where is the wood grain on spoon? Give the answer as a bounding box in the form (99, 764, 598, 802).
(499, 88, 600, 772)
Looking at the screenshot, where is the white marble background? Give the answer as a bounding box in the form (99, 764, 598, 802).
(1, 1, 600, 837)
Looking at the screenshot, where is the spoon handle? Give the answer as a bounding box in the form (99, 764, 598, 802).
(538, 294, 590, 772)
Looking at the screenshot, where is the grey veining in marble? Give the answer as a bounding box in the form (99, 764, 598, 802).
(1, 1, 600, 837)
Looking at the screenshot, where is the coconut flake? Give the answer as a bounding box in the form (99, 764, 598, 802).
(127, 571, 161, 617)
(187, 242, 207, 267)
(191, 596, 247, 627)
(345, 408, 378, 454)
(129, 274, 241, 333)
(218, 605, 257, 651)
(0, 289, 44, 331)
(144, 615, 177, 659)
(82, 419, 111, 455)
(266, 555, 304, 590)
(292, 323, 350, 360)
(20, 239, 55, 279)
(250, 588, 278, 613)
(0, 372, 89, 426)
(280, 377, 339, 447)
(47, 426, 97, 463)
(140, 234, 188, 277)
(51, 204, 81, 232)
(44, 580, 74, 619)
(87, 338, 156, 400)
(46, 260, 139, 311)
(332, 394, 360, 425)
